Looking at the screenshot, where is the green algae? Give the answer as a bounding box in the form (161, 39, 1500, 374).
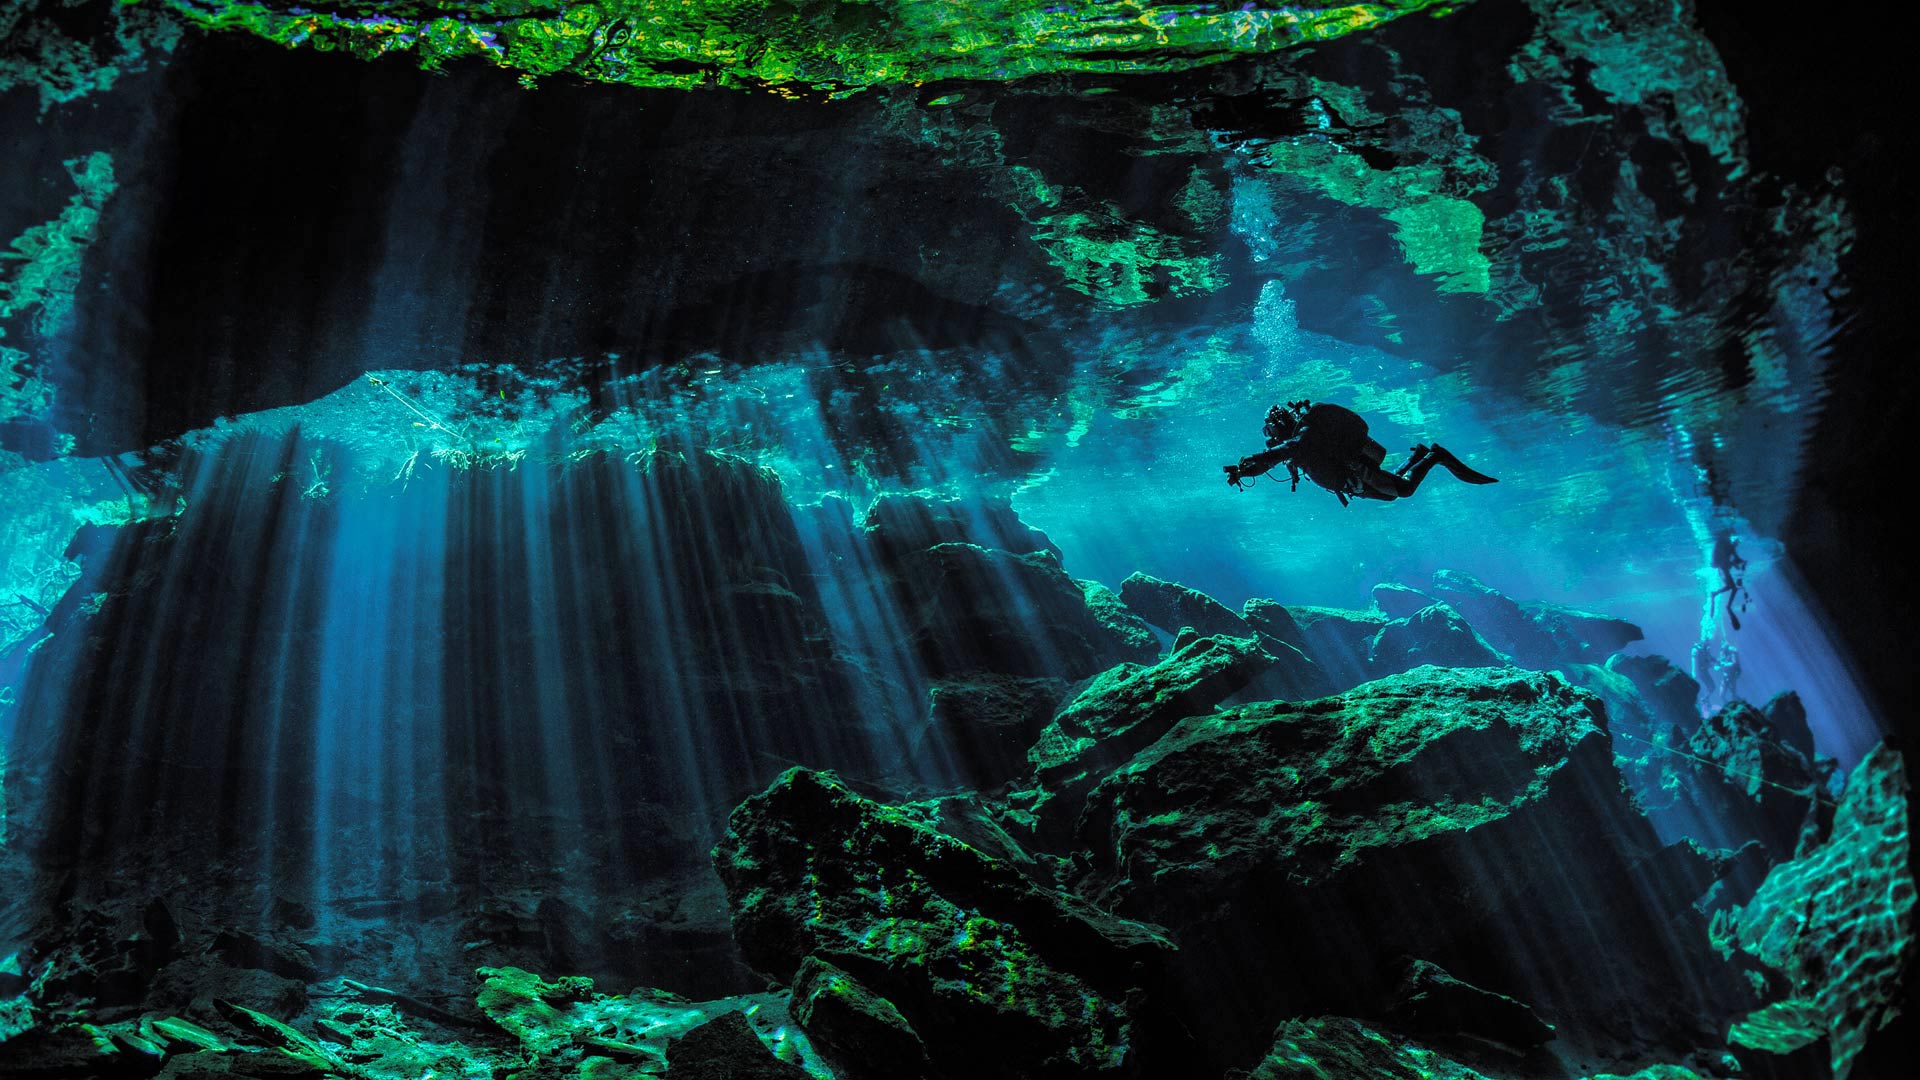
(158, 1, 1455, 96)
(2, 150, 116, 435)
(0, 0, 183, 112)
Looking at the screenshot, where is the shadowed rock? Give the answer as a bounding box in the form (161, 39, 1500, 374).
(1119, 573, 1252, 640)
(1366, 604, 1506, 677)
(891, 544, 1142, 679)
(713, 768, 1176, 1079)
(791, 956, 932, 1080)
(1283, 605, 1388, 692)
(1386, 957, 1555, 1048)
(920, 674, 1072, 786)
(668, 1011, 810, 1080)
(1227, 1016, 1493, 1080)
(1075, 666, 1748, 1064)
(1242, 598, 1308, 653)
(1029, 635, 1275, 802)
(1079, 581, 1161, 664)
(1371, 583, 1438, 619)
(860, 493, 1061, 564)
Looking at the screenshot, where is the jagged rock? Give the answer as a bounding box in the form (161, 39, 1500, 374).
(1761, 692, 1816, 763)
(1695, 840, 1773, 918)
(1428, 570, 1641, 669)
(0, 1025, 151, 1079)
(1605, 653, 1702, 732)
(920, 675, 1071, 785)
(1171, 626, 1200, 651)
(1385, 958, 1554, 1048)
(1075, 666, 1745, 1064)
(791, 956, 932, 1080)
(1283, 606, 1387, 692)
(667, 1011, 809, 1079)
(890, 544, 1141, 679)
(1519, 600, 1644, 664)
(1371, 583, 1437, 619)
(1227, 1016, 1492, 1080)
(1688, 700, 1819, 857)
(1029, 635, 1275, 821)
(1241, 599, 1308, 653)
(1714, 744, 1913, 1077)
(1235, 637, 1335, 704)
(860, 494, 1059, 563)
(1366, 604, 1506, 677)
(713, 768, 1175, 1078)
(1426, 570, 1544, 664)
(1118, 573, 1252, 639)
(1078, 581, 1161, 664)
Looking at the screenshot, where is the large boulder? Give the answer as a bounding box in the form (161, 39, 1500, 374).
(918, 675, 1072, 786)
(1117, 574, 1252, 640)
(859, 493, 1060, 563)
(1366, 604, 1507, 677)
(1713, 744, 1913, 1078)
(1027, 635, 1275, 838)
(713, 768, 1178, 1079)
(790, 956, 932, 1080)
(1241, 598, 1308, 653)
(1687, 700, 1821, 858)
(889, 544, 1141, 679)
(1074, 667, 1747, 1065)
(1078, 581, 1161, 664)
(1371, 583, 1438, 620)
(1428, 570, 1642, 669)
(1282, 606, 1388, 692)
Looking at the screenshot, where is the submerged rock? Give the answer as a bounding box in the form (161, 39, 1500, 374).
(1714, 744, 1913, 1078)
(791, 956, 931, 1080)
(1078, 581, 1161, 664)
(1282, 605, 1387, 691)
(1228, 1016, 1492, 1080)
(667, 1011, 810, 1080)
(1118, 573, 1252, 640)
(1075, 666, 1744, 1062)
(861, 493, 1060, 564)
(919, 674, 1072, 786)
(1370, 583, 1438, 619)
(713, 767, 1175, 1078)
(890, 544, 1143, 679)
(1030, 634, 1274, 789)
(1365, 603, 1506, 677)
(1385, 958, 1554, 1048)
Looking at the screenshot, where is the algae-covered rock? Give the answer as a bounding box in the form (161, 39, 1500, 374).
(1715, 744, 1913, 1077)
(1242, 598, 1308, 653)
(1365, 604, 1506, 677)
(1030, 634, 1274, 789)
(1428, 570, 1641, 669)
(666, 1011, 808, 1080)
(1076, 666, 1743, 1062)
(713, 768, 1174, 1078)
(1519, 600, 1644, 664)
(1228, 1016, 1494, 1080)
(475, 966, 596, 1054)
(1118, 573, 1252, 640)
(791, 956, 931, 1080)
(1078, 581, 1161, 665)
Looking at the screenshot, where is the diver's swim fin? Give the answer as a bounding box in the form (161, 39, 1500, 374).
(1427, 445, 1498, 485)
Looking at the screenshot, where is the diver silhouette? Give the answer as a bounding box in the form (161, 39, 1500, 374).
(1223, 399, 1497, 505)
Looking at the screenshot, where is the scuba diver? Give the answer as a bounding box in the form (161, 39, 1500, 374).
(1709, 528, 1750, 631)
(1224, 399, 1497, 505)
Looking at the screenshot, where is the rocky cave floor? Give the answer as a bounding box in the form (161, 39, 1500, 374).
(0, 455, 1910, 1080)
